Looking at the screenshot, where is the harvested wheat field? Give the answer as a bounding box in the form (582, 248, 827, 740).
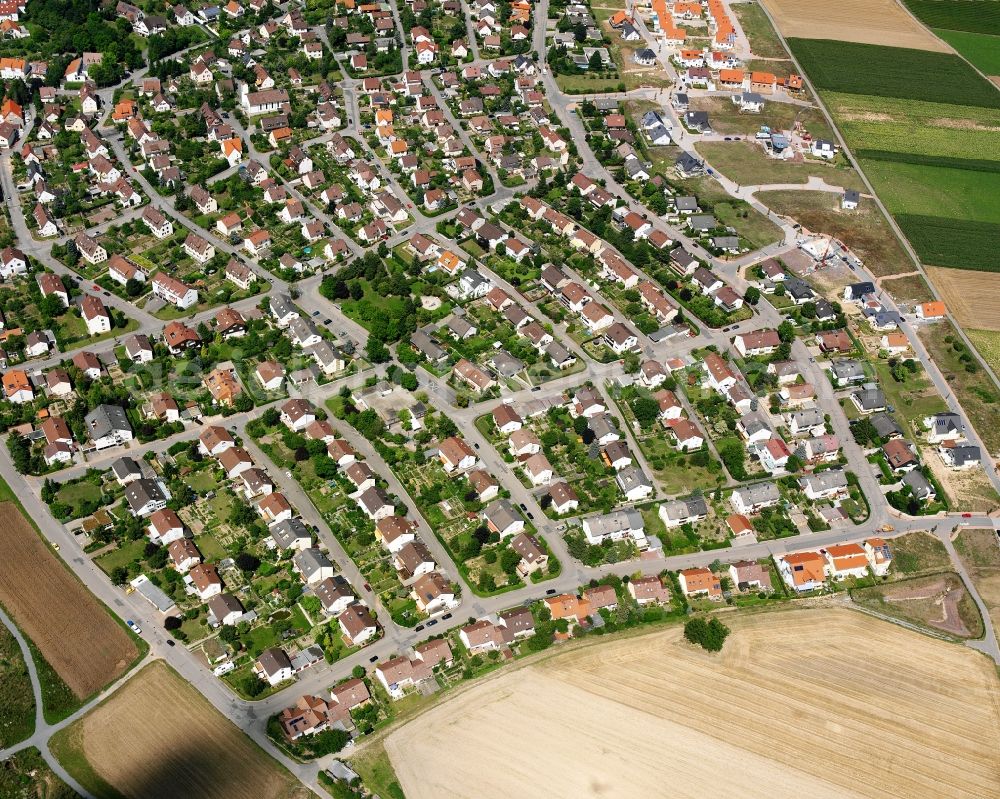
(386, 609, 1000, 799)
(53, 661, 310, 799)
(759, 0, 951, 51)
(927, 267, 1000, 331)
(0, 502, 137, 698)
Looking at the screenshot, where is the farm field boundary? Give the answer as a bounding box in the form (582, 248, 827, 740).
(786, 38, 1000, 107)
(50, 660, 310, 799)
(0, 491, 141, 713)
(386, 608, 1000, 799)
(895, 215, 1000, 271)
(759, 0, 951, 52)
(902, 0, 1000, 34)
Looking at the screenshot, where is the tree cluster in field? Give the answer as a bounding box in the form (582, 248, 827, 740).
(683, 617, 730, 652)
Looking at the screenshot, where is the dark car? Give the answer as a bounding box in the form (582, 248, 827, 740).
(427, 619, 438, 626)
(442, 613, 452, 620)
(546, 589, 557, 595)
(166, 640, 175, 647)
(415, 624, 424, 632)
(369, 655, 379, 663)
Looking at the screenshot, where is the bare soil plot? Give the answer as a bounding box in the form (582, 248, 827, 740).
(386, 609, 1000, 799)
(756, 189, 914, 276)
(854, 572, 983, 638)
(52, 661, 311, 799)
(759, 0, 952, 52)
(922, 447, 1000, 514)
(954, 527, 1000, 635)
(926, 267, 1000, 331)
(878, 272, 935, 305)
(0, 502, 138, 699)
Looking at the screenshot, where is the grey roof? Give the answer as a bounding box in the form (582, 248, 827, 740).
(111, 456, 142, 481)
(902, 470, 934, 499)
(929, 412, 963, 437)
(831, 359, 866, 382)
(733, 481, 779, 506)
(445, 316, 476, 339)
(787, 408, 824, 429)
(784, 277, 815, 301)
(257, 647, 292, 677)
(661, 495, 708, 521)
(85, 403, 131, 439)
(483, 498, 521, 531)
(948, 444, 980, 465)
(675, 196, 699, 212)
(871, 412, 903, 439)
(411, 329, 446, 361)
(846, 281, 875, 300)
(616, 465, 651, 493)
(492, 350, 524, 378)
(270, 518, 311, 550)
(305, 339, 343, 367)
(358, 486, 392, 515)
(293, 547, 333, 579)
(124, 478, 167, 513)
(131, 575, 175, 612)
(739, 410, 772, 437)
(288, 316, 320, 343)
(801, 470, 848, 493)
(587, 413, 618, 440)
(853, 387, 886, 411)
(269, 293, 297, 319)
(582, 509, 642, 538)
(545, 340, 573, 364)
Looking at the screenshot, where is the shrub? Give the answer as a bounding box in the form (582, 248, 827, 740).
(683, 617, 730, 652)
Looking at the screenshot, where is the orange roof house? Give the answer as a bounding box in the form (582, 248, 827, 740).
(779, 551, 826, 591)
(544, 593, 591, 622)
(678, 567, 722, 599)
(824, 543, 869, 577)
(1, 98, 23, 122)
(112, 100, 136, 121)
(917, 301, 946, 320)
(718, 68, 745, 86)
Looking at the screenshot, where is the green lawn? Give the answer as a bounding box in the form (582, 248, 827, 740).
(0, 623, 35, 748)
(95, 539, 146, 576)
(732, 1, 789, 59)
(868, 358, 947, 439)
(712, 201, 784, 249)
(903, 0, 1000, 35)
(555, 73, 624, 94)
(194, 533, 228, 561)
(56, 480, 103, 517)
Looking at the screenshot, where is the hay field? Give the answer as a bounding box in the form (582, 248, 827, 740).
(760, 0, 951, 51)
(0, 502, 138, 699)
(53, 661, 310, 799)
(387, 609, 1000, 799)
(926, 267, 1000, 330)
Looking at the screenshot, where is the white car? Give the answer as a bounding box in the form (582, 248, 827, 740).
(126, 619, 142, 634)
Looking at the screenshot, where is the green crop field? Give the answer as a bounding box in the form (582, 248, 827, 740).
(855, 151, 1000, 173)
(903, 0, 1000, 35)
(860, 160, 1000, 224)
(786, 39, 1000, 108)
(825, 93, 1000, 163)
(934, 29, 1000, 75)
(896, 214, 1000, 270)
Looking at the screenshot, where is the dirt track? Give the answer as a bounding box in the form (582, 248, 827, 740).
(387, 609, 1000, 799)
(0, 502, 137, 698)
(760, 0, 952, 52)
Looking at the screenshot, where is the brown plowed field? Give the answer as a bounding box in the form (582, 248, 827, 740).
(387, 609, 1000, 799)
(55, 661, 311, 799)
(0, 501, 137, 698)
